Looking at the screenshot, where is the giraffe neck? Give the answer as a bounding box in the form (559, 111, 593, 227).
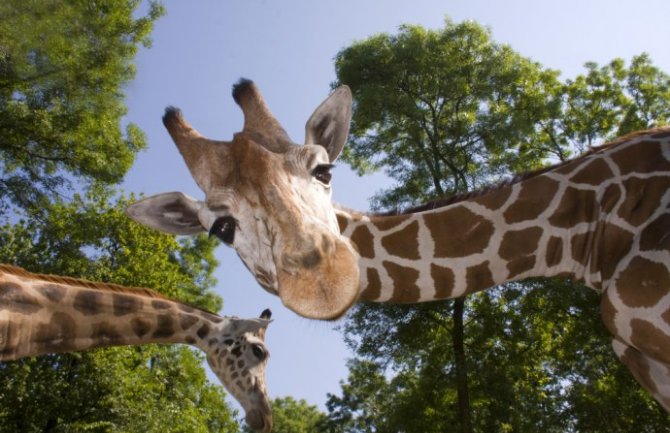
(0, 265, 223, 360)
(337, 199, 584, 303)
(337, 127, 670, 303)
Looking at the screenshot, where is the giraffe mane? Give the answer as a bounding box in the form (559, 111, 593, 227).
(381, 126, 670, 217)
(0, 263, 217, 315)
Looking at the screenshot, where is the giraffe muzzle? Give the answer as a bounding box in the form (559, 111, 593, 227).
(277, 238, 360, 320)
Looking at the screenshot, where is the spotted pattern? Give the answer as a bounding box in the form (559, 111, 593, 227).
(339, 128, 670, 411)
(0, 265, 272, 430)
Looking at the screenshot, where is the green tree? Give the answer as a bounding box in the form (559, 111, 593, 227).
(0, 0, 163, 214)
(334, 19, 564, 433)
(560, 54, 670, 152)
(0, 2, 243, 431)
(327, 18, 670, 433)
(0, 188, 240, 432)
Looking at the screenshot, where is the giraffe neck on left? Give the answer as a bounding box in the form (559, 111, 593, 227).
(336, 127, 670, 303)
(0, 264, 223, 360)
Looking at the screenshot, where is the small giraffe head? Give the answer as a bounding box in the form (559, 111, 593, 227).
(205, 309, 272, 432)
(127, 79, 360, 320)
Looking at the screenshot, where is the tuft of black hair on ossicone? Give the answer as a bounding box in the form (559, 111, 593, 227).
(162, 106, 183, 127)
(232, 78, 255, 104)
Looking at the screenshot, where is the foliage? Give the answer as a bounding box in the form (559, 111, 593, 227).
(0, 188, 238, 432)
(0, 2, 242, 431)
(0, 0, 164, 215)
(328, 18, 670, 432)
(556, 54, 670, 153)
(335, 19, 563, 209)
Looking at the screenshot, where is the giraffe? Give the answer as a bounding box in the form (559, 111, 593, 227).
(0, 264, 273, 432)
(126, 79, 670, 412)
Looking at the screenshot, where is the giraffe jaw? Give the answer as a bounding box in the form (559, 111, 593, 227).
(276, 238, 360, 320)
(246, 406, 272, 433)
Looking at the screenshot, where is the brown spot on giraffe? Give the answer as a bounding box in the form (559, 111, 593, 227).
(92, 321, 124, 344)
(615, 257, 669, 308)
(600, 184, 621, 213)
(361, 267, 382, 300)
(570, 158, 614, 185)
(424, 206, 494, 258)
(507, 256, 537, 279)
(610, 141, 670, 175)
(381, 220, 420, 260)
(499, 227, 542, 279)
(431, 264, 455, 299)
(73, 290, 104, 316)
(178, 304, 195, 314)
(499, 227, 543, 260)
(372, 214, 411, 231)
(553, 158, 582, 176)
(197, 323, 211, 339)
(131, 317, 152, 338)
(34, 312, 77, 353)
(640, 214, 670, 254)
(152, 315, 175, 339)
(0, 282, 42, 314)
(593, 222, 635, 282)
(113, 293, 141, 316)
(548, 187, 598, 228)
(629, 319, 670, 365)
(336, 214, 349, 233)
(545, 236, 563, 268)
(382, 261, 420, 303)
(570, 232, 592, 267)
(180, 314, 199, 330)
(465, 262, 495, 293)
(617, 177, 670, 226)
(35, 284, 67, 303)
(472, 184, 512, 210)
(503, 176, 559, 224)
(350, 225, 375, 259)
(152, 300, 172, 310)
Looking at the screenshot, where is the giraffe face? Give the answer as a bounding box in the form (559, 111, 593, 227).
(204, 314, 272, 433)
(127, 80, 360, 320)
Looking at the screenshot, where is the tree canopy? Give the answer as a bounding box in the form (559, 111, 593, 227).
(0, 2, 245, 431)
(0, 0, 163, 214)
(326, 18, 670, 433)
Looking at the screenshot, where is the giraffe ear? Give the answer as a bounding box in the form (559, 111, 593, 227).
(230, 317, 272, 336)
(304, 85, 352, 162)
(126, 192, 204, 235)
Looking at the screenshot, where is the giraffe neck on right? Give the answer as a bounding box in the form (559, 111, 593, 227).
(337, 128, 670, 303)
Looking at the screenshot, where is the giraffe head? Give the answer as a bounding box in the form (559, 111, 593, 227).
(127, 79, 360, 320)
(204, 309, 273, 432)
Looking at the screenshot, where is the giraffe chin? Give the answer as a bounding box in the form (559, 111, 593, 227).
(277, 241, 360, 320)
(245, 408, 272, 433)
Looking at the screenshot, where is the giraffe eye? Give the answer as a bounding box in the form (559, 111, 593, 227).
(209, 216, 236, 245)
(311, 164, 334, 185)
(251, 343, 267, 361)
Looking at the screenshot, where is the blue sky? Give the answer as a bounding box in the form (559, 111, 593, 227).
(122, 0, 670, 412)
